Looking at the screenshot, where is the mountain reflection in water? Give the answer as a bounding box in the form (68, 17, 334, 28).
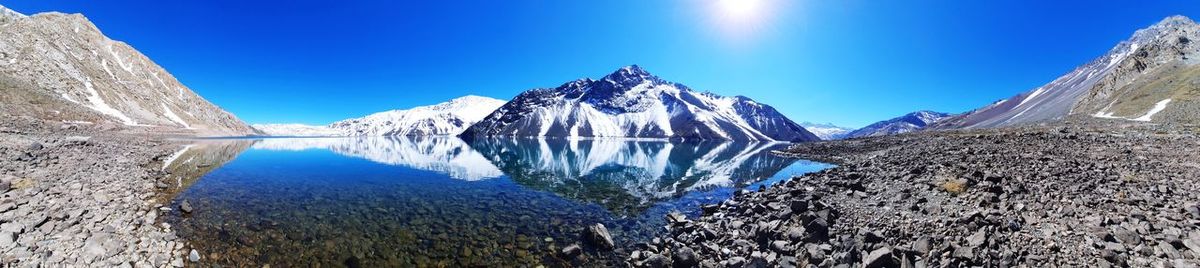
(166, 136, 830, 266)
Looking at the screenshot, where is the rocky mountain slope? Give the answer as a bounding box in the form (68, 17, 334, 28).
(798, 122, 853, 140)
(252, 96, 506, 137)
(460, 66, 819, 142)
(844, 110, 950, 138)
(0, 5, 255, 136)
(938, 15, 1200, 129)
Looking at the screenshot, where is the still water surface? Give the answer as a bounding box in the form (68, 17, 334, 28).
(161, 137, 831, 266)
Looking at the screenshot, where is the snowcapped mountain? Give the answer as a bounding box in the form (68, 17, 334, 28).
(798, 122, 853, 140)
(250, 124, 342, 137)
(938, 15, 1200, 128)
(329, 95, 506, 136)
(253, 95, 506, 136)
(0, 5, 255, 136)
(460, 65, 819, 142)
(845, 111, 950, 139)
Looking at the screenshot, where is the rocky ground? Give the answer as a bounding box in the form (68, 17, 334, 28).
(626, 121, 1200, 267)
(0, 117, 195, 267)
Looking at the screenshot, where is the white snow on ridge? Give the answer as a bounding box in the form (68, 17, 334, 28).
(1091, 98, 1172, 122)
(466, 66, 813, 141)
(162, 103, 192, 129)
(252, 124, 342, 137)
(253, 96, 506, 137)
(329, 95, 506, 136)
(82, 79, 137, 126)
(1133, 99, 1172, 122)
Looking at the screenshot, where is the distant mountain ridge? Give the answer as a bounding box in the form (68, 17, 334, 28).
(460, 65, 820, 142)
(253, 95, 506, 137)
(845, 110, 950, 138)
(798, 122, 853, 140)
(0, 5, 256, 135)
(938, 15, 1200, 128)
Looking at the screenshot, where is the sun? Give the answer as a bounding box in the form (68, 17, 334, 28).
(709, 0, 778, 39)
(717, 0, 765, 20)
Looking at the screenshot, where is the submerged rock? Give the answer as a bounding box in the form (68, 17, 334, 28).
(584, 223, 615, 250)
(180, 200, 193, 214)
(561, 244, 582, 259)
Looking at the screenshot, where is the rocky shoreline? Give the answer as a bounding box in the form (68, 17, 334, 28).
(0, 120, 195, 267)
(626, 123, 1200, 267)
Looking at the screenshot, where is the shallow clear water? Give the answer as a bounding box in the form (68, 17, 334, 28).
(163, 137, 831, 267)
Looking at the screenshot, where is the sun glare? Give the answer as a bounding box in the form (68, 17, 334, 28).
(709, 0, 778, 39)
(718, 0, 764, 20)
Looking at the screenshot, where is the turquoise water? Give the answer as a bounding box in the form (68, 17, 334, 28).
(163, 137, 831, 267)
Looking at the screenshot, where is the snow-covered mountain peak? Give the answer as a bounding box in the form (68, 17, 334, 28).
(1153, 15, 1195, 29)
(797, 122, 853, 140)
(603, 65, 655, 84)
(324, 96, 506, 136)
(462, 66, 820, 141)
(844, 111, 951, 139)
(910, 110, 948, 123)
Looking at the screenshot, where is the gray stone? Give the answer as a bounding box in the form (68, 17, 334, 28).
(643, 253, 671, 268)
(913, 236, 932, 255)
(770, 240, 790, 253)
(584, 223, 615, 250)
(863, 246, 895, 268)
(180, 200, 193, 214)
(188, 249, 200, 262)
(672, 247, 699, 268)
(1112, 226, 1142, 245)
(561, 244, 582, 258)
(1186, 203, 1200, 219)
(0, 231, 13, 249)
(967, 229, 988, 247)
(952, 246, 974, 260)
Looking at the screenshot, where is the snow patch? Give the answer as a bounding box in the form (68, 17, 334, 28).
(1092, 98, 1173, 122)
(105, 42, 134, 73)
(1133, 99, 1172, 122)
(82, 79, 137, 125)
(161, 103, 192, 129)
(1018, 87, 1047, 107)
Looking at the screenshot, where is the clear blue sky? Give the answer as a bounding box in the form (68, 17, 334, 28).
(6, 0, 1198, 128)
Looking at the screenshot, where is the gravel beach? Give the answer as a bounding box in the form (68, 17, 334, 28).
(627, 122, 1200, 267)
(0, 118, 194, 267)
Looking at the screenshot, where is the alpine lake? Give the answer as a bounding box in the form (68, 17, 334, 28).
(158, 137, 832, 267)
